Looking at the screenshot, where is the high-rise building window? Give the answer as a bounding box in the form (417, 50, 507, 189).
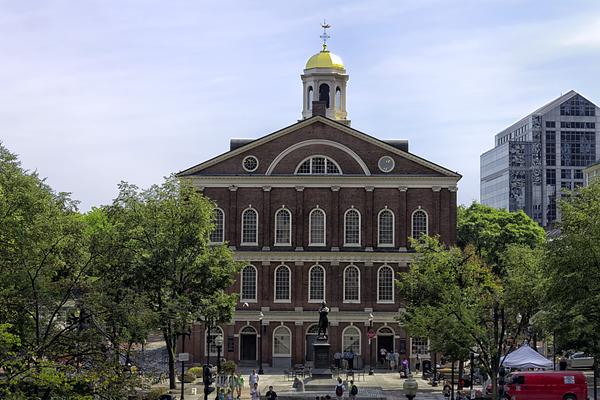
(274, 208, 292, 245)
(309, 265, 325, 302)
(309, 208, 326, 246)
(377, 265, 394, 303)
(560, 95, 596, 116)
(411, 209, 428, 239)
(241, 208, 258, 245)
(560, 132, 596, 167)
(378, 209, 394, 246)
(241, 265, 257, 301)
(546, 169, 556, 185)
(343, 265, 360, 302)
(274, 265, 291, 302)
(210, 208, 225, 243)
(344, 208, 361, 246)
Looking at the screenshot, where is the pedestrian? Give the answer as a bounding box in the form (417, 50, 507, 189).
(401, 357, 409, 378)
(335, 377, 344, 399)
(250, 382, 260, 400)
(235, 373, 243, 399)
(416, 354, 421, 372)
(349, 379, 358, 399)
(559, 356, 568, 371)
(334, 351, 342, 369)
(265, 385, 278, 400)
(379, 347, 387, 367)
(225, 388, 234, 400)
(394, 350, 400, 371)
(386, 350, 394, 370)
(249, 369, 259, 390)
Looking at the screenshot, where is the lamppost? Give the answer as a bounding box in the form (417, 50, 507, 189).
(215, 335, 223, 373)
(368, 313, 374, 375)
(258, 312, 264, 375)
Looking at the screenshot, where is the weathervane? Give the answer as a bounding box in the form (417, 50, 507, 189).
(320, 20, 331, 50)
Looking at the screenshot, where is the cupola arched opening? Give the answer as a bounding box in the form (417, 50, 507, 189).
(335, 87, 341, 111)
(319, 83, 330, 108)
(307, 86, 313, 110)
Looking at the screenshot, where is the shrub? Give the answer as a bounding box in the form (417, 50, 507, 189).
(145, 387, 168, 400)
(177, 372, 196, 383)
(222, 360, 237, 375)
(187, 366, 203, 378)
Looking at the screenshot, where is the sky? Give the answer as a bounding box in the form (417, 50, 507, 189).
(3, 0, 600, 211)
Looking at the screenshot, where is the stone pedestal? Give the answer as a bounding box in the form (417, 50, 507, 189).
(312, 339, 332, 379)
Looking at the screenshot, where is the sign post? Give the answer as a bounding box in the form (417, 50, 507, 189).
(178, 353, 189, 400)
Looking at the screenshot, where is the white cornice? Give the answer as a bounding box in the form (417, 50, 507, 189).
(231, 310, 403, 324)
(233, 250, 413, 265)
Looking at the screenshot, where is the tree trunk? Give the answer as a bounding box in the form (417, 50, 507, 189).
(164, 332, 177, 390)
(490, 365, 499, 400)
(458, 359, 464, 390)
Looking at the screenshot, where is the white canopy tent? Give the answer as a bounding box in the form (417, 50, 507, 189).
(501, 344, 553, 370)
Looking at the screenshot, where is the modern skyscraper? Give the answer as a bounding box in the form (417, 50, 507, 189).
(480, 90, 600, 227)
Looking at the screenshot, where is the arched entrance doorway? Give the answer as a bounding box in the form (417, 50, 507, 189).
(239, 326, 257, 362)
(377, 326, 395, 367)
(305, 324, 319, 362)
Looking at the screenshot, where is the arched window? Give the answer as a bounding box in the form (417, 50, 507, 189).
(307, 86, 313, 110)
(309, 265, 325, 302)
(274, 265, 291, 302)
(240, 265, 257, 302)
(377, 265, 394, 303)
(205, 326, 224, 356)
(309, 208, 326, 246)
(210, 208, 225, 244)
(343, 265, 360, 302)
(378, 209, 394, 246)
(344, 208, 361, 246)
(241, 208, 258, 245)
(295, 156, 341, 175)
(335, 87, 341, 111)
(274, 208, 292, 245)
(319, 83, 330, 108)
(411, 209, 428, 239)
(272, 326, 292, 357)
(342, 326, 361, 355)
(378, 326, 394, 336)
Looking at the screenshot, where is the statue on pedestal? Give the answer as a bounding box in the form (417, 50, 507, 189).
(317, 301, 330, 339)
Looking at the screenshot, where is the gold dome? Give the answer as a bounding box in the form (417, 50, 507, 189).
(305, 45, 345, 70)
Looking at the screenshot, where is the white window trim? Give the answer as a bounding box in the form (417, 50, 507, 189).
(308, 264, 326, 303)
(240, 264, 258, 303)
(342, 325, 362, 355)
(343, 264, 361, 303)
(209, 207, 225, 245)
(294, 154, 343, 175)
(377, 208, 395, 248)
(308, 207, 327, 246)
(238, 326, 257, 362)
(273, 264, 292, 303)
(411, 207, 429, 239)
(343, 208, 361, 247)
(241, 207, 259, 246)
(272, 325, 292, 357)
(409, 337, 431, 358)
(204, 326, 224, 356)
(242, 155, 259, 172)
(376, 265, 395, 304)
(273, 207, 292, 246)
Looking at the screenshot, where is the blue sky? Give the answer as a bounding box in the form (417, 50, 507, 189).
(3, 0, 600, 210)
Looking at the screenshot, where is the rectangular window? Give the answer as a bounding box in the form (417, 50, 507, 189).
(546, 121, 555, 128)
(546, 169, 556, 185)
(561, 169, 572, 179)
(411, 337, 429, 355)
(574, 170, 583, 179)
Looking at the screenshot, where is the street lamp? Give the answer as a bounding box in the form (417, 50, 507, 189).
(258, 312, 264, 375)
(215, 335, 223, 374)
(368, 313, 374, 375)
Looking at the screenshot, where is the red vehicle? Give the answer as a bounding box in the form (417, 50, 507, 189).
(505, 371, 588, 400)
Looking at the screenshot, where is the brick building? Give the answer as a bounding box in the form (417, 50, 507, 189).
(177, 39, 461, 370)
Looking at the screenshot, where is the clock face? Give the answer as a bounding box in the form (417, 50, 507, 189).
(243, 156, 259, 172)
(378, 156, 395, 173)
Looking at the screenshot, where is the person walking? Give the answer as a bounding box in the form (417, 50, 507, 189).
(235, 373, 243, 399)
(265, 385, 278, 400)
(249, 369, 259, 390)
(250, 382, 260, 400)
(335, 377, 344, 399)
(349, 379, 358, 399)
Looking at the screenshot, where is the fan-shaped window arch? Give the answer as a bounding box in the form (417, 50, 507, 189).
(295, 155, 342, 175)
(377, 265, 394, 303)
(309, 265, 325, 302)
(210, 208, 225, 244)
(344, 208, 361, 246)
(240, 265, 257, 302)
(272, 325, 292, 357)
(411, 208, 428, 239)
(274, 207, 292, 245)
(378, 208, 394, 247)
(378, 326, 394, 335)
(205, 326, 224, 356)
(241, 207, 258, 245)
(343, 265, 360, 302)
(342, 325, 361, 355)
(274, 265, 291, 302)
(309, 208, 326, 246)
(306, 324, 320, 335)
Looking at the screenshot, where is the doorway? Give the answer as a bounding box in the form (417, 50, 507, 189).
(377, 327, 395, 367)
(305, 325, 319, 362)
(240, 327, 257, 361)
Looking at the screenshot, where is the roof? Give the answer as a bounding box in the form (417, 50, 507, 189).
(176, 115, 461, 179)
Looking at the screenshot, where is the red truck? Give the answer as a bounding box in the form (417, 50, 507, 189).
(504, 371, 588, 400)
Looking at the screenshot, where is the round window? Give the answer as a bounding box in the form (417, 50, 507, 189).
(243, 156, 259, 172)
(378, 156, 395, 173)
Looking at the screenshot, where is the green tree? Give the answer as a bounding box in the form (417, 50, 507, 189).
(105, 177, 240, 389)
(398, 204, 546, 398)
(542, 181, 600, 363)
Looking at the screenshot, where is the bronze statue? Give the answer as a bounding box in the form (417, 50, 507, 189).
(317, 301, 330, 339)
